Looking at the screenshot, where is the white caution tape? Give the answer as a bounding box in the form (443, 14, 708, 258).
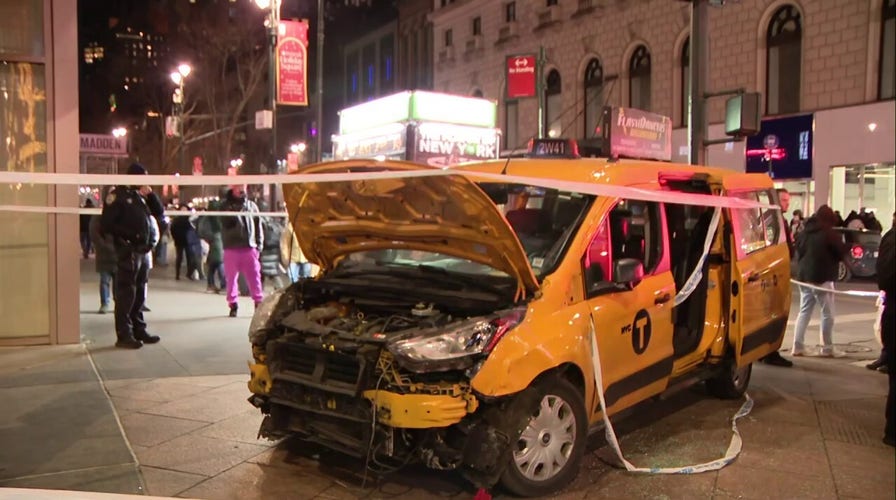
(588, 318, 752, 474)
(673, 207, 722, 307)
(789, 279, 880, 298)
(0, 168, 775, 211)
(0, 205, 288, 218)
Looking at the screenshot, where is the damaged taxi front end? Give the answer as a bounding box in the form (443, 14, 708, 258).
(247, 161, 553, 488)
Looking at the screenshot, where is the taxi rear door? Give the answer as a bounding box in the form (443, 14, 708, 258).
(723, 178, 791, 366)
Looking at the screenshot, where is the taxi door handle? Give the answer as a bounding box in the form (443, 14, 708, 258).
(654, 293, 671, 305)
(746, 273, 761, 283)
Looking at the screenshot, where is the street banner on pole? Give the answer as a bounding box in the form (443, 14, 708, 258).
(277, 19, 309, 106)
(506, 54, 537, 99)
(192, 156, 203, 176)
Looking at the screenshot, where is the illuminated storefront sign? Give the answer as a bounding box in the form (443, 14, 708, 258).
(338, 91, 497, 134)
(745, 113, 813, 179)
(413, 123, 500, 167)
(79, 134, 128, 156)
(332, 123, 406, 160)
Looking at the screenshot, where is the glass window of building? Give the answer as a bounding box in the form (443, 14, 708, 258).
(881, 0, 895, 99)
(0, 0, 50, 340)
(505, 100, 519, 151)
(545, 69, 562, 137)
(505, 2, 516, 23)
(681, 37, 690, 127)
(472, 16, 481, 36)
(629, 45, 651, 111)
(583, 58, 603, 138)
(380, 34, 394, 93)
(445, 29, 453, 47)
(362, 43, 375, 99)
(766, 5, 802, 115)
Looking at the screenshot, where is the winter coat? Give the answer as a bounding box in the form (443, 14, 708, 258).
(280, 223, 307, 265)
(878, 226, 895, 307)
(170, 214, 194, 247)
(198, 215, 224, 264)
(89, 215, 116, 273)
(795, 207, 847, 284)
(260, 218, 283, 277)
(221, 194, 263, 249)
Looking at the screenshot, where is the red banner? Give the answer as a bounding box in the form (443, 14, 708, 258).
(277, 19, 309, 106)
(506, 54, 537, 99)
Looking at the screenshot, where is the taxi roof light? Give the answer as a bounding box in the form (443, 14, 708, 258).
(526, 138, 580, 159)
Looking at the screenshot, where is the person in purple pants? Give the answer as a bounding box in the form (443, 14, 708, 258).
(220, 186, 264, 317)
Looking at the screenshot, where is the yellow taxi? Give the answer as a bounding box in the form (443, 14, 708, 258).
(246, 140, 790, 496)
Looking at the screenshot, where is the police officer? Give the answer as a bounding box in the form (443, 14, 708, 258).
(101, 163, 164, 349)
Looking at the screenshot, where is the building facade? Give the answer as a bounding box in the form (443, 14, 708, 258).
(343, 22, 399, 107)
(429, 0, 895, 217)
(397, 0, 435, 91)
(0, 0, 80, 344)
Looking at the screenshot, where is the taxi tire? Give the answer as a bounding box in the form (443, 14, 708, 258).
(837, 261, 852, 282)
(706, 360, 752, 399)
(499, 378, 587, 498)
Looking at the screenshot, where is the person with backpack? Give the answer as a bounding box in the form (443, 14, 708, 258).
(221, 185, 264, 317)
(100, 163, 164, 349)
(198, 200, 225, 293)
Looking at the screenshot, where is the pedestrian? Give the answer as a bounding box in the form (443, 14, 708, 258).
(761, 188, 795, 367)
(221, 185, 264, 317)
(281, 221, 312, 282)
(170, 207, 201, 280)
(100, 163, 162, 349)
(198, 200, 225, 293)
(89, 197, 116, 314)
(791, 205, 848, 358)
(186, 210, 205, 280)
(868, 212, 895, 375)
(877, 211, 895, 447)
(790, 209, 805, 239)
(80, 198, 94, 259)
(260, 217, 285, 290)
(153, 210, 170, 266)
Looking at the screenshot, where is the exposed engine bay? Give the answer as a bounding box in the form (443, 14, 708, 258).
(248, 265, 535, 488)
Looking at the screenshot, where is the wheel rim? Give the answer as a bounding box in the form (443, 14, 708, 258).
(838, 262, 847, 281)
(513, 394, 577, 482)
(732, 364, 750, 391)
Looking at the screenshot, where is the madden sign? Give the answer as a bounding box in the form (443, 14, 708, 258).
(79, 134, 128, 156)
(506, 54, 537, 99)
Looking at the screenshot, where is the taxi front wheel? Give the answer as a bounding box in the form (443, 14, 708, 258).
(706, 360, 752, 399)
(499, 378, 587, 497)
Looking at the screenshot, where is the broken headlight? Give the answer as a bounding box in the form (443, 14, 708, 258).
(388, 308, 524, 372)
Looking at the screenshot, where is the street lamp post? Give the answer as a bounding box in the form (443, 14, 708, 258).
(170, 63, 191, 175)
(255, 0, 281, 209)
(314, 0, 324, 162)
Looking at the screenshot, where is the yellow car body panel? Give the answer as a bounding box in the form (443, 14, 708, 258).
(362, 390, 479, 428)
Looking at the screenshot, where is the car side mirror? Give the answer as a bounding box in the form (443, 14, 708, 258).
(613, 258, 644, 288)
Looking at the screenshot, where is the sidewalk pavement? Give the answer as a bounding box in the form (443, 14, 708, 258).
(0, 262, 893, 499)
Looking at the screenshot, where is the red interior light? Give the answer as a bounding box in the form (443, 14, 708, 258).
(851, 245, 864, 259)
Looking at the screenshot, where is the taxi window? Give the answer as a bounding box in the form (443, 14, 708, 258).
(729, 189, 781, 257)
(584, 200, 663, 293)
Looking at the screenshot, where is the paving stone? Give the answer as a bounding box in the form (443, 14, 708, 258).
(120, 412, 209, 448)
(195, 409, 270, 445)
(0, 463, 143, 495)
(177, 463, 333, 500)
(136, 434, 270, 477)
(110, 395, 160, 416)
(139, 389, 252, 423)
(733, 420, 831, 478)
(140, 465, 207, 498)
(715, 464, 837, 499)
(107, 378, 209, 404)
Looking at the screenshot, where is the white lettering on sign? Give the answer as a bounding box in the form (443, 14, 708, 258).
(536, 141, 566, 156)
(79, 134, 128, 156)
(416, 124, 498, 159)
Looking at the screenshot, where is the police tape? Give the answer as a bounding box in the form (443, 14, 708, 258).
(0, 205, 289, 218)
(789, 279, 881, 298)
(588, 318, 753, 475)
(0, 168, 778, 212)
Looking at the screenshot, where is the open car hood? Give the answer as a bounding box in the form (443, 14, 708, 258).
(281, 160, 539, 296)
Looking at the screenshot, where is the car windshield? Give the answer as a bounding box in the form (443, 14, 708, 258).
(477, 182, 594, 278)
(839, 229, 881, 246)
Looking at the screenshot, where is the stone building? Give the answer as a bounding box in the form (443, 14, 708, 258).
(427, 0, 895, 216)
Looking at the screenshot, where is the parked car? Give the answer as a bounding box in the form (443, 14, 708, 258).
(835, 227, 881, 281)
